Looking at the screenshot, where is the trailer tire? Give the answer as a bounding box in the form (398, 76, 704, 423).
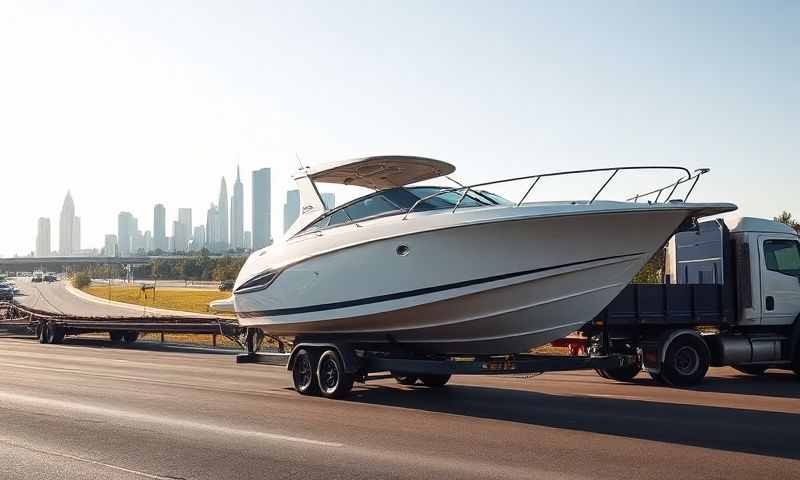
(660, 334, 709, 387)
(392, 373, 419, 385)
(292, 348, 320, 395)
(46, 324, 65, 344)
(419, 374, 451, 388)
(109, 331, 124, 345)
(122, 332, 139, 344)
(316, 349, 353, 399)
(37, 324, 48, 344)
(733, 365, 768, 376)
(595, 364, 642, 382)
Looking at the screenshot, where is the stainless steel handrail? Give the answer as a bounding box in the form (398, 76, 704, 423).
(402, 165, 708, 220)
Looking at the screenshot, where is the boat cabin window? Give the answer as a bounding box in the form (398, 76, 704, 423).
(344, 194, 402, 220)
(764, 239, 800, 277)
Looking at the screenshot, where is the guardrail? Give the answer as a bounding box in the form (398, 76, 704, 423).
(403, 166, 710, 220)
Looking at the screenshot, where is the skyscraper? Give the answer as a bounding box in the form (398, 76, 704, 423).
(72, 216, 81, 252)
(59, 191, 75, 255)
(206, 203, 220, 252)
(153, 204, 166, 251)
(230, 166, 244, 249)
(252, 168, 271, 250)
(244, 231, 252, 251)
(36, 217, 50, 257)
(104, 234, 117, 257)
(283, 189, 300, 233)
(117, 211, 135, 256)
(192, 225, 206, 251)
(218, 177, 229, 249)
(177, 208, 192, 251)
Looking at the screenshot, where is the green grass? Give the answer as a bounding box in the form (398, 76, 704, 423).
(82, 286, 231, 314)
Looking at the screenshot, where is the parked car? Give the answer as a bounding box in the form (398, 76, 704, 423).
(218, 280, 234, 291)
(44, 273, 57, 282)
(0, 284, 14, 301)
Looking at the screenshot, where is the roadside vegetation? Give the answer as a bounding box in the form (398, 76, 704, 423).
(82, 285, 231, 314)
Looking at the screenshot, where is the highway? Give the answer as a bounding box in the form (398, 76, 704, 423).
(0, 336, 799, 480)
(12, 278, 216, 318)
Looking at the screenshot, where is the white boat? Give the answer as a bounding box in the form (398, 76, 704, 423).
(218, 156, 736, 354)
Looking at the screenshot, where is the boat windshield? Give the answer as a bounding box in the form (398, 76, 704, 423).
(299, 186, 510, 235)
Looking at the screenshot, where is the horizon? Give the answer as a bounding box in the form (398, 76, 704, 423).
(1, 2, 797, 256)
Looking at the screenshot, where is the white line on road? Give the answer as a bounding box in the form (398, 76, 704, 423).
(0, 390, 344, 448)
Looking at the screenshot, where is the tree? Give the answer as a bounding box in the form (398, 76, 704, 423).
(774, 211, 800, 233)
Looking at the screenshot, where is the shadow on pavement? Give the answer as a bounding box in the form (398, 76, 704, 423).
(626, 370, 800, 400)
(348, 382, 800, 460)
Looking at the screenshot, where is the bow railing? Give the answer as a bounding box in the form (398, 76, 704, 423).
(402, 166, 710, 220)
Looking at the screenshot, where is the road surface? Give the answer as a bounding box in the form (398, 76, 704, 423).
(11, 278, 215, 318)
(0, 336, 798, 480)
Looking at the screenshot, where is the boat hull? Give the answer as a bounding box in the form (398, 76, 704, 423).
(235, 206, 698, 354)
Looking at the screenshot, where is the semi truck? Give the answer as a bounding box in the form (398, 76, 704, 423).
(239, 216, 800, 397)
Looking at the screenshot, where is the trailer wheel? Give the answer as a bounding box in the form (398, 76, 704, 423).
(733, 365, 767, 376)
(392, 373, 419, 385)
(122, 332, 139, 344)
(316, 349, 354, 399)
(109, 331, 124, 344)
(46, 324, 65, 344)
(37, 324, 48, 344)
(595, 364, 642, 382)
(419, 374, 451, 388)
(660, 334, 709, 387)
(292, 348, 320, 395)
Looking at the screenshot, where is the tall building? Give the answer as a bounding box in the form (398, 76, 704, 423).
(206, 203, 220, 252)
(177, 207, 192, 251)
(36, 217, 50, 257)
(172, 220, 183, 252)
(192, 225, 206, 251)
(230, 166, 244, 249)
(117, 211, 135, 256)
(143, 230, 152, 252)
(153, 204, 166, 251)
(322, 192, 335, 210)
(283, 189, 300, 233)
(104, 234, 117, 257)
(72, 216, 81, 252)
(218, 177, 229, 249)
(284, 190, 334, 233)
(252, 168, 271, 250)
(244, 230, 252, 251)
(59, 191, 75, 255)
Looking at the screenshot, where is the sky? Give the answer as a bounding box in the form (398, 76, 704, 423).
(0, 1, 797, 256)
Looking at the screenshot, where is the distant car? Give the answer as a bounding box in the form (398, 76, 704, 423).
(0, 285, 13, 301)
(44, 273, 57, 282)
(32, 272, 43, 283)
(218, 280, 234, 291)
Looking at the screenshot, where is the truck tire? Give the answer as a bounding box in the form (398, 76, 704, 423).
(392, 373, 419, 385)
(37, 324, 48, 344)
(660, 334, 710, 387)
(733, 365, 767, 376)
(292, 348, 320, 395)
(595, 364, 642, 382)
(419, 374, 451, 388)
(122, 331, 139, 344)
(46, 324, 65, 344)
(316, 349, 354, 399)
(109, 331, 124, 344)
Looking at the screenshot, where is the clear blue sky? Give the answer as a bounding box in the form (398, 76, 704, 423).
(0, 1, 797, 256)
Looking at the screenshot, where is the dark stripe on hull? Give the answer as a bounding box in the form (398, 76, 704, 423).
(238, 251, 644, 318)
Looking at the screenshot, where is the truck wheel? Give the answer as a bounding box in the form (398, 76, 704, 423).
(292, 348, 320, 395)
(109, 331, 124, 344)
(733, 365, 767, 376)
(419, 374, 451, 388)
(38, 324, 48, 344)
(392, 373, 419, 385)
(316, 350, 354, 399)
(122, 332, 139, 344)
(595, 364, 642, 382)
(660, 334, 710, 387)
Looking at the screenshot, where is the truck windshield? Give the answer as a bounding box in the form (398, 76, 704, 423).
(764, 240, 800, 277)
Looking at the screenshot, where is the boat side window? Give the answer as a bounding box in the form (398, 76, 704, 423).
(764, 239, 800, 277)
(326, 209, 352, 227)
(407, 187, 490, 209)
(344, 194, 401, 221)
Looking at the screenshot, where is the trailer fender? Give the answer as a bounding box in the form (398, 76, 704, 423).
(644, 329, 707, 374)
(287, 343, 361, 374)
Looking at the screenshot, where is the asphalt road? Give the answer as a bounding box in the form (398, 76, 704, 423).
(11, 278, 215, 318)
(0, 336, 798, 480)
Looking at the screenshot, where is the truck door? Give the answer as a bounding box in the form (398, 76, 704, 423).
(758, 235, 800, 326)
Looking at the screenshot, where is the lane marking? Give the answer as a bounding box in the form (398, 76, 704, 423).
(0, 391, 343, 448)
(0, 438, 177, 479)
